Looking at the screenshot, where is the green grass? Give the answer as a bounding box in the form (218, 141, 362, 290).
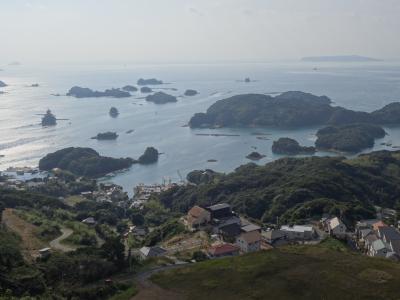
(152, 243, 400, 300)
(64, 195, 86, 207)
(107, 286, 138, 300)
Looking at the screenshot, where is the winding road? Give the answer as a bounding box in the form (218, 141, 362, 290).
(49, 228, 76, 252)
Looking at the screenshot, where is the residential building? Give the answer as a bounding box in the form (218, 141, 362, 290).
(280, 225, 314, 240)
(139, 246, 167, 260)
(262, 229, 287, 245)
(327, 217, 347, 238)
(372, 221, 387, 231)
(368, 239, 389, 257)
(208, 243, 240, 258)
(186, 206, 211, 230)
(206, 203, 232, 220)
(236, 230, 262, 253)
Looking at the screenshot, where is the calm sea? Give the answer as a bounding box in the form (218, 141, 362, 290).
(1, 61, 400, 195)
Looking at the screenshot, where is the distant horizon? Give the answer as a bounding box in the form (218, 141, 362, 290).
(2, 55, 400, 68)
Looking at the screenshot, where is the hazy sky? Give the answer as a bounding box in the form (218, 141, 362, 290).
(1, 0, 400, 63)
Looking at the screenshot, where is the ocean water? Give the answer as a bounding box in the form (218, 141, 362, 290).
(1, 61, 400, 195)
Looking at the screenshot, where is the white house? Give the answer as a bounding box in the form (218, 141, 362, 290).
(368, 239, 389, 257)
(280, 225, 314, 240)
(327, 217, 347, 238)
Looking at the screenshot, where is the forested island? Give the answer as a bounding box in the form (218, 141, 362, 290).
(158, 150, 400, 225)
(184, 89, 198, 96)
(39, 147, 134, 177)
(67, 86, 131, 98)
(315, 124, 386, 152)
(145, 92, 177, 104)
(91, 132, 119, 140)
(189, 91, 400, 128)
(140, 87, 152, 93)
(137, 78, 163, 85)
(246, 151, 265, 160)
(272, 138, 316, 155)
(122, 85, 138, 92)
(138, 147, 159, 164)
(109, 107, 119, 118)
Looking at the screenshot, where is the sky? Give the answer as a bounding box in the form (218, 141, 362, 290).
(1, 0, 400, 64)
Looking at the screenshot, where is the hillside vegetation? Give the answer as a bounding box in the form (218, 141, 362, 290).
(152, 241, 400, 300)
(158, 150, 400, 225)
(315, 123, 386, 152)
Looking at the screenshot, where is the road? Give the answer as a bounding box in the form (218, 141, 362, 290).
(49, 228, 76, 252)
(131, 264, 188, 300)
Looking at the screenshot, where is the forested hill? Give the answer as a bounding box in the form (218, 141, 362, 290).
(158, 150, 400, 225)
(188, 91, 400, 128)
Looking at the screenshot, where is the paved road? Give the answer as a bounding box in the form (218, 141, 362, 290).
(49, 228, 76, 252)
(131, 264, 188, 300)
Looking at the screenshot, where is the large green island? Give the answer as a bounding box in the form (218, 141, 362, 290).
(188, 91, 400, 128)
(39, 147, 134, 177)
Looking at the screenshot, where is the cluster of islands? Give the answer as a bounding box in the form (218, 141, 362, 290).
(189, 91, 400, 154)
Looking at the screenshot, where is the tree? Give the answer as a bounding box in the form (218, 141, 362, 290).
(101, 237, 125, 267)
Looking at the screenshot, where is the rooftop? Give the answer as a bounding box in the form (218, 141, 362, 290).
(281, 225, 313, 233)
(208, 243, 239, 256)
(188, 206, 208, 218)
(207, 203, 231, 211)
(241, 224, 261, 233)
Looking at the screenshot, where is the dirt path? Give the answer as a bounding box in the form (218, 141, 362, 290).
(2, 208, 46, 261)
(49, 227, 76, 252)
(131, 265, 187, 300)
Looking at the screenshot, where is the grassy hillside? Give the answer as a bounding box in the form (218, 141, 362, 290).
(152, 240, 400, 300)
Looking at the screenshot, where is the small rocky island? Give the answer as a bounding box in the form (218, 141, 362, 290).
(140, 87, 153, 93)
(315, 123, 386, 153)
(92, 132, 118, 140)
(189, 91, 400, 129)
(272, 138, 316, 155)
(109, 107, 119, 118)
(246, 151, 266, 160)
(137, 78, 163, 85)
(67, 86, 131, 98)
(41, 109, 57, 126)
(0, 80, 7, 87)
(39, 147, 134, 177)
(138, 147, 159, 164)
(184, 89, 198, 96)
(30, 83, 39, 87)
(122, 85, 138, 92)
(146, 92, 177, 104)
